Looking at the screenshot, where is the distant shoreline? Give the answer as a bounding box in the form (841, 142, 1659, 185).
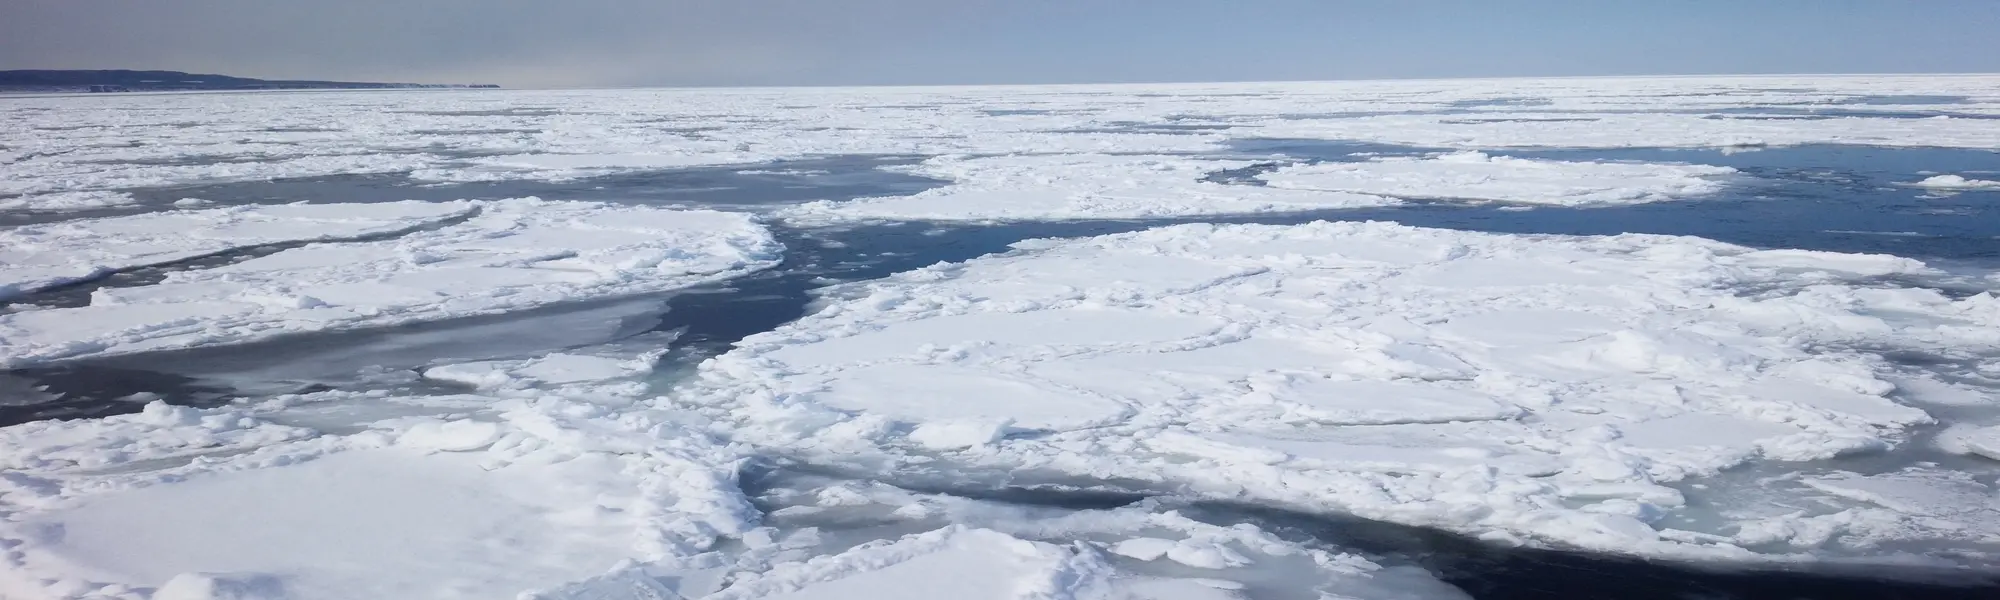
(0, 69, 498, 93)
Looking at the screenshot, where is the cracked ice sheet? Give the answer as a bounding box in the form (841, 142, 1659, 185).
(672, 220, 2000, 561)
(1258, 151, 1738, 206)
(676, 525, 1454, 600)
(529, 471, 1465, 600)
(0, 198, 782, 367)
(0, 347, 1462, 600)
(779, 153, 1398, 223)
(0, 200, 477, 300)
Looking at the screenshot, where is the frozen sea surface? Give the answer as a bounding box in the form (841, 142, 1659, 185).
(4, 76, 2000, 599)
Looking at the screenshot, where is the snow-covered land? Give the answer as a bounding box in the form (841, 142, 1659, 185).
(4, 76, 2000, 599)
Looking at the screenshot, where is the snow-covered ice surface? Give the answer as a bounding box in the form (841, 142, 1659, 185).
(7, 74, 2000, 221)
(0, 201, 476, 300)
(779, 153, 1399, 223)
(0, 199, 780, 368)
(6, 76, 2000, 599)
(1257, 151, 1736, 206)
(675, 221, 1999, 559)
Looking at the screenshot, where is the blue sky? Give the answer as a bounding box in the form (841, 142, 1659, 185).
(3, 0, 1997, 87)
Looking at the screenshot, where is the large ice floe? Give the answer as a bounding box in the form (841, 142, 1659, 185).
(676, 221, 2000, 561)
(0, 198, 781, 367)
(0, 201, 477, 300)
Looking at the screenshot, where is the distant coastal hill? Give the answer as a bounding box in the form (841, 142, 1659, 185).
(0, 70, 500, 92)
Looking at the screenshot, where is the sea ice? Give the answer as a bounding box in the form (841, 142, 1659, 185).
(0, 198, 781, 367)
(0, 392, 756, 600)
(674, 220, 1998, 558)
(0, 200, 476, 301)
(1910, 174, 2000, 190)
(1258, 151, 1738, 206)
(0, 191, 138, 213)
(779, 153, 1397, 223)
(7, 75, 2000, 597)
(7, 75, 2000, 204)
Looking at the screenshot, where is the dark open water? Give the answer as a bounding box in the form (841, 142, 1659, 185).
(3, 138, 2000, 598)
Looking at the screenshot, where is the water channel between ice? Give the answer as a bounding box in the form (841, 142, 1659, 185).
(5, 140, 2000, 598)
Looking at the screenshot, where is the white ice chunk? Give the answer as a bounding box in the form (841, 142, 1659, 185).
(1937, 425, 2000, 461)
(0, 401, 315, 472)
(0, 191, 138, 212)
(1909, 174, 2000, 190)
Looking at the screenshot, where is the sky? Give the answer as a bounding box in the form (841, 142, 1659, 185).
(3, 0, 1998, 88)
